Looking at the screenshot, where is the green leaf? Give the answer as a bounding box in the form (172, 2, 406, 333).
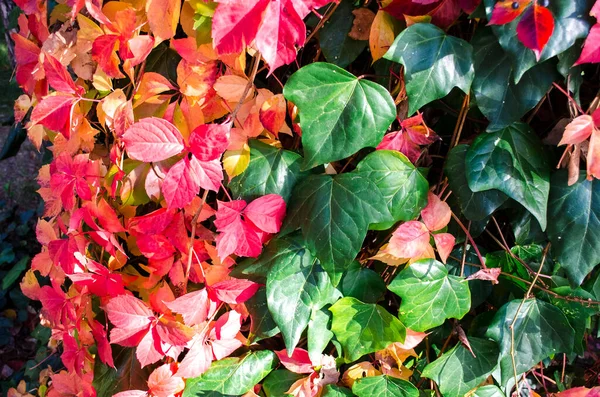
(183, 351, 277, 396)
(2, 256, 29, 290)
(388, 259, 471, 332)
(283, 63, 396, 169)
(485, 298, 575, 383)
(319, 0, 367, 68)
(262, 370, 303, 397)
(352, 375, 418, 397)
(228, 140, 309, 203)
(550, 286, 598, 355)
(322, 385, 356, 396)
(445, 145, 508, 222)
(0, 118, 27, 160)
(245, 286, 279, 343)
(422, 337, 500, 397)
(92, 360, 119, 397)
(557, 43, 584, 105)
(308, 308, 334, 363)
(384, 23, 474, 115)
(282, 173, 391, 285)
(354, 150, 429, 229)
(471, 28, 557, 130)
(447, 246, 492, 309)
(339, 261, 386, 304)
(329, 297, 406, 362)
(266, 235, 339, 354)
(547, 172, 600, 286)
(482, 0, 593, 83)
(465, 123, 550, 231)
(230, 236, 294, 283)
(471, 385, 505, 397)
(145, 42, 182, 84)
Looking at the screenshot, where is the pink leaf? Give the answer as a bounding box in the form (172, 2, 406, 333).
(244, 194, 286, 233)
(165, 288, 217, 327)
(209, 279, 260, 304)
(466, 267, 501, 284)
(176, 333, 213, 378)
(216, 216, 263, 260)
(113, 391, 148, 397)
(574, 23, 600, 66)
(210, 311, 243, 359)
(214, 200, 247, 230)
(105, 295, 154, 342)
(30, 94, 77, 137)
(587, 127, 600, 180)
(122, 117, 184, 162)
(395, 329, 428, 350)
(275, 348, 314, 374)
(188, 123, 231, 161)
(43, 53, 82, 95)
(137, 327, 164, 368)
(148, 364, 185, 397)
(433, 233, 455, 264)
(516, 4, 555, 59)
(190, 156, 223, 193)
(387, 221, 431, 259)
(377, 130, 422, 164)
(212, 0, 269, 55)
(558, 115, 595, 146)
(420, 192, 451, 232)
(162, 157, 201, 209)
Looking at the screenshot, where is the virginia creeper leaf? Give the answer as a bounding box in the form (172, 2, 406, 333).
(465, 123, 550, 230)
(384, 22, 474, 115)
(388, 259, 471, 332)
(283, 62, 396, 169)
(485, 298, 575, 383)
(122, 118, 184, 162)
(330, 297, 406, 362)
(282, 173, 391, 285)
(516, 4, 555, 59)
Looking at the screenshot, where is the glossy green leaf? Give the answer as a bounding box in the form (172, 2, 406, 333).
(262, 370, 302, 397)
(485, 299, 575, 383)
(384, 22, 474, 115)
(422, 337, 499, 397)
(471, 28, 557, 130)
(2, 256, 28, 290)
(245, 286, 279, 343)
(183, 351, 277, 396)
(308, 308, 334, 363)
(319, 0, 367, 68)
(352, 375, 418, 397)
(551, 286, 598, 355)
(354, 150, 429, 229)
(471, 385, 505, 397)
(283, 63, 396, 169)
(483, 0, 593, 83)
(330, 297, 406, 362)
(230, 235, 295, 283)
(339, 261, 386, 304)
(266, 235, 339, 354)
(388, 259, 471, 332)
(547, 172, 600, 286)
(282, 173, 391, 285)
(322, 385, 355, 396)
(228, 140, 309, 203)
(445, 145, 508, 222)
(465, 123, 550, 231)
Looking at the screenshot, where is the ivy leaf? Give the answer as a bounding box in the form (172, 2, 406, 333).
(307, 308, 334, 363)
(465, 123, 550, 230)
(482, 0, 592, 83)
(262, 369, 303, 397)
(384, 22, 474, 115)
(471, 28, 557, 130)
(445, 145, 508, 222)
(329, 297, 406, 362)
(547, 172, 600, 286)
(422, 337, 500, 397)
(228, 140, 309, 203)
(282, 173, 391, 285)
(322, 384, 355, 396)
(516, 4, 555, 59)
(471, 385, 506, 397)
(319, 0, 368, 68)
(339, 261, 387, 304)
(354, 150, 429, 230)
(388, 259, 471, 332)
(352, 375, 418, 397)
(266, 234, 339, 354)
(182, 351, 277, 396)
(485, 298, 575, 383)
(245, 286, 279, 343)
(283, 62, 396, 169)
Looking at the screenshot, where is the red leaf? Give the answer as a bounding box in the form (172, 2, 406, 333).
(30, 94, 77, 137)
(162, 157, 202, 209)
(105, 295, 154, 345)
(420, 192, 451, 232)
(137, 234, 176, 260)
(260, 94, 287, 135)
(516, 4, 555, 59)
(459, 0, 481, 14)
(216, 216, 263, 260)
(68, 260, 127, 297)
(11, 32, 41, 95)
(433, 233, 455, 264)
(122, 117, 185, 162)
(165, 288, 217, 326)
(147, 364, 185, 397)
(488, 0, 531, 25)
(129, 208, 176, 235)
(377, 130, 422, 163)
(558, 115, 595, 146)
(275, 348, 314, 374)
(209, 279, 260, 304)
(92, 34, 123, 78)
(43, 53, 82, 95)
(137, 327, 164, 367)
(188, 123, 231, 161)
(593, 0, 600, 19)
(575, 23, 600, 65)
(244, 194, 286, 234)
(214, 200, 247, 230)
(387, 221, 431, 258)
(212, 0, 269, 54)
(90, 320, 115, 368)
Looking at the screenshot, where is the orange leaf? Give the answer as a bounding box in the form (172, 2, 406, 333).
(146, 0, 181, 43)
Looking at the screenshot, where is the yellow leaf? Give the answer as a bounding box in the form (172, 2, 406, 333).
(342, 362, 382, 388)
(223, 145, 250, 178)
(92, 69, 113, 93)
(370, 10, 403, 63)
